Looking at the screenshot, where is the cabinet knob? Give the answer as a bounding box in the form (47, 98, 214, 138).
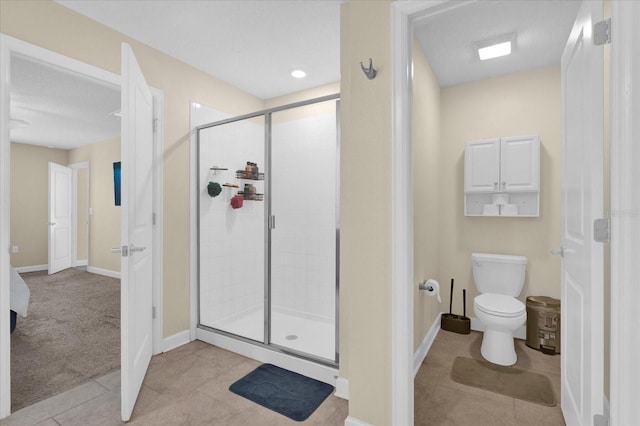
(502, 181, 506, 186)
(494, 182, 498, 188)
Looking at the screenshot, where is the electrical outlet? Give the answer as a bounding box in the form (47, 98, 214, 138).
(11, 246, 19, 254)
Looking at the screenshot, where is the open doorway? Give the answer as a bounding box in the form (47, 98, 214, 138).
(2, 37, 164, 419)
(9, 53, 122, 411)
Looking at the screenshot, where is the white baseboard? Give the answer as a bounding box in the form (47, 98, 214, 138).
(413, 312, 441, 376)
(470, 316, 526, 340)
(196, 328, 338, 386)
(162, 330, 191, 353)
(335, 376, 349, 400)
(86, 266, 121, 279)
(14, 264, 47, 273)
(73, 260, 88, 267)
(345, 416, 373, 426)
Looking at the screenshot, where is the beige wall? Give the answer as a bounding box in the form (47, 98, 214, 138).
(264, 82, 340, 123)
(1, 0, 264, 337)
(10, 143, 68, 267)
(412, 40, 442, 350)
(75, 167, 89, 261)
(68, 139, 121, 273)
(340, 1, 393, 424)
(439, 65, 562, 310)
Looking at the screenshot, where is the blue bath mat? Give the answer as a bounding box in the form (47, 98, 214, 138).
(229, 363, 334, 421)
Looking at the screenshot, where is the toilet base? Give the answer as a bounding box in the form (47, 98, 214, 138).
(480, 328, 517, 366)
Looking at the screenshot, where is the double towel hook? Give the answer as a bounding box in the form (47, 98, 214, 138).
(360, 58, 377, 80)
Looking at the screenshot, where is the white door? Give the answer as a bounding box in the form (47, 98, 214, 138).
(48, 162, 72, 274)
(559, 1, 604, 425)
(464, 138, 500, 192)
(120, 42, 154, 422)
(500, 135, 540, 192)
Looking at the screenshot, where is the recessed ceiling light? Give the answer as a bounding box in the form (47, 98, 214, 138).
(290, 69, 306, 79)
(476, 33, 516, 61)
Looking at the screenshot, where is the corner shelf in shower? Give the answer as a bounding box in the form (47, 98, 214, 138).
(235, 170, 265, 180)
(237, 191, 264, 201)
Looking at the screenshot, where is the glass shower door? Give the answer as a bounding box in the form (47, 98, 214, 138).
(269, 101, 338, 361)
(198, 116, 265, 342)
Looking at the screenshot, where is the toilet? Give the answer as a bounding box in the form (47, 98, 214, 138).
(472, 252, 527, 366)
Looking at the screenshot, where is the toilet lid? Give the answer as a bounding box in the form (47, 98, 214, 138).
(475, 293, 525, 318)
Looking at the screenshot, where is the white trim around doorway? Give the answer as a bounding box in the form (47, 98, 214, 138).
(391, 2, 478, 424)
(69, 161, 90, 268)
(609, 1, 640, 424)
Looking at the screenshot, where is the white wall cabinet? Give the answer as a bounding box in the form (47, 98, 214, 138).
(464, 135, 540, 217)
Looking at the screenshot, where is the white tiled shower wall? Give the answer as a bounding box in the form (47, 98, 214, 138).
(271, 111, 337, 321)
(198, 116, 265, 330)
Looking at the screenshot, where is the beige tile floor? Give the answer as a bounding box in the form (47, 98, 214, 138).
(1, 340, 347, 426)
(415, 330, 565, 426)
(2, 331, 564, 426)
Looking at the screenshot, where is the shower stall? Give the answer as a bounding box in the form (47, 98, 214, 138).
(195, 94, 339, 369)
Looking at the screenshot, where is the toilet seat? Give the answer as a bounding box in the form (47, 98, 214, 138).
(474, 293, 525, 318)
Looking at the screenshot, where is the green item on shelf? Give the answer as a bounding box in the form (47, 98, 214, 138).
(207, 181, 222, 197)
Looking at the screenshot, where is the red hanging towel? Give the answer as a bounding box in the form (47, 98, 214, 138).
(231, 194, 244, 209)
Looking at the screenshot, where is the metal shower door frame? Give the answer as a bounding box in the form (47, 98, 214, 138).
(196, 93, 340, 367)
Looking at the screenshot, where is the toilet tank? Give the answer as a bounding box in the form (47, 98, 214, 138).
(472, 253, 527, 296)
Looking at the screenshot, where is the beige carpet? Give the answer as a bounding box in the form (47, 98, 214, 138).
(450, 356, 556, 406)
(10, 268, 120, 411)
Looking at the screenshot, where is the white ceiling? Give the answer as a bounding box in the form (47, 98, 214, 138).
(56, 0, 343, 101)
(11, 0, 581, 149)
(10, 55, 120, 149)
(415, 0, 581, 87)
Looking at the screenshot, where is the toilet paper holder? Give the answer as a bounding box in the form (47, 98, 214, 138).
(418, 280, 434, 292)
(419, 279, 442, 303)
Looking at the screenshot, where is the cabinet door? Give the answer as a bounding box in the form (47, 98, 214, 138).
(500, 135, 540, 192)
(464, 139, 500, 192)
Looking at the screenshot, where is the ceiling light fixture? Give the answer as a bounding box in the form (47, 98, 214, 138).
(290, 69, 306, 79)
(476, 33, 516, 61)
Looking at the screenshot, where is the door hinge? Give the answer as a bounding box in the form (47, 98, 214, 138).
(594, 18, 611, 45)
(594, 218, 610, 243)
(152, 212, 156, 226)
(153, 118, 158, 133)
(152, 306, 157, 319)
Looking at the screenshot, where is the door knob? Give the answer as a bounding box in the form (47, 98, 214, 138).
(129, 245, 146, 253)
(112, 246, 128, 256)
(550, 246, 574, 257)
(550, 247, 564, 257)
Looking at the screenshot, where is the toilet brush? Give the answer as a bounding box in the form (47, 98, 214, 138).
(441, 278, 471, 334)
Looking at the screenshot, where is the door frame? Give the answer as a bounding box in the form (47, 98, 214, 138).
(609, 1, 640, 424)
(0, 34, 164, 419)
(69, 161, 90, 268)
(391, 2, 478, 424)
(391, 0, 637, 424)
